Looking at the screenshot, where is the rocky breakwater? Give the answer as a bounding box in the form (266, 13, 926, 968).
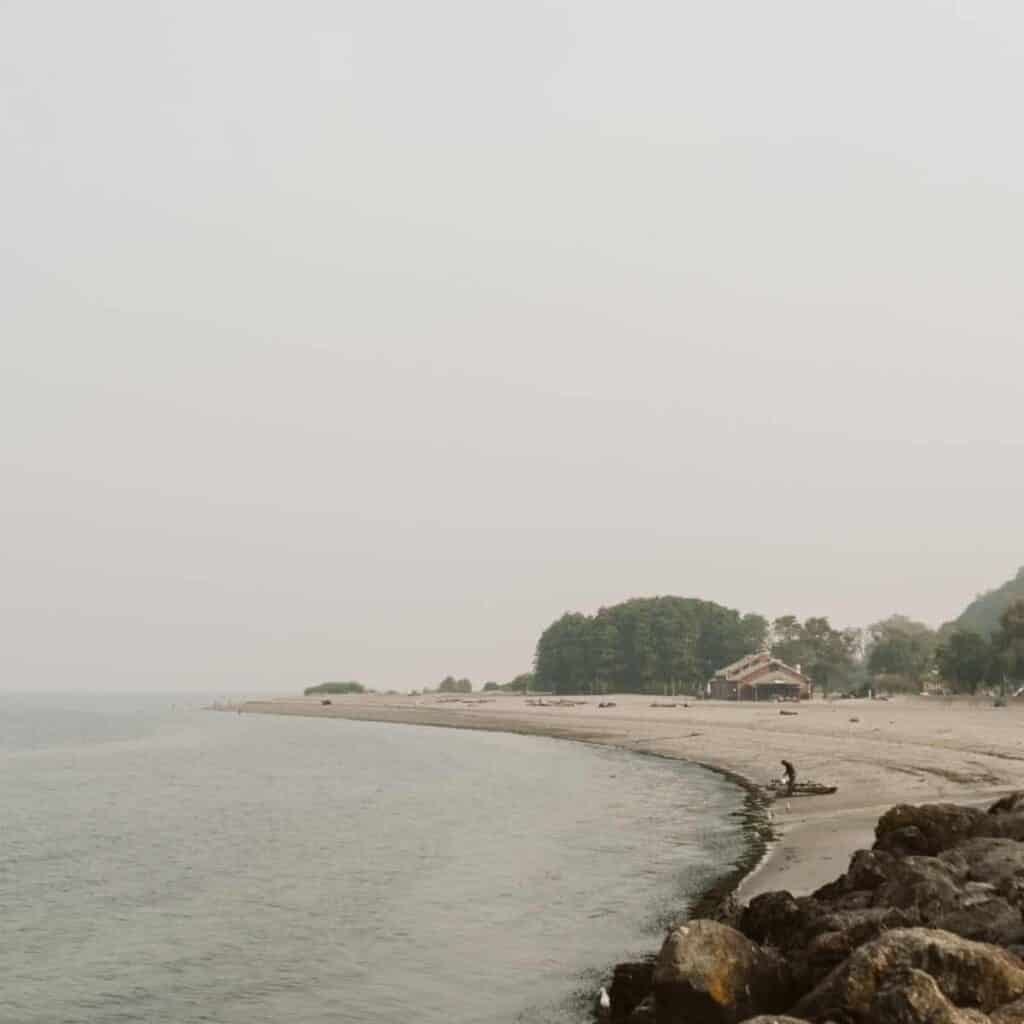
(608, 793, 1024, 1023)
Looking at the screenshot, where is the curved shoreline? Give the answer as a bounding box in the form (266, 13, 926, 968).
(217, 692, 1024, 903)
(685, 762, 774, 921)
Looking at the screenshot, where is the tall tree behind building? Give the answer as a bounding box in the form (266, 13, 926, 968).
(867, 615, 937, 690)
(769, 616, 859, 694)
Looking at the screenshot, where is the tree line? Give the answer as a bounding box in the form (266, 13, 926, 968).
(304, 681, 366, 695)
(934, 600, 1024, 695)
(529, 596, 1024, 697)
(308, 592, 1024, 699)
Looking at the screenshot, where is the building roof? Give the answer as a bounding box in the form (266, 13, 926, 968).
(712, 651, 811, 685)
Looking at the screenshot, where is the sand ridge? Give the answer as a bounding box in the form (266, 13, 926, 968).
(221, 693, 1024, 899)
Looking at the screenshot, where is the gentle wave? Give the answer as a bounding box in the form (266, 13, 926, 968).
(1, 696, 747, 1023)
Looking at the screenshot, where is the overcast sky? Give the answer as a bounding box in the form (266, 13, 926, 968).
(2, 2, 1022, 692)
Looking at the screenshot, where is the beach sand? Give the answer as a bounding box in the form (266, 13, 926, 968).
(221, 693, 1024, 900)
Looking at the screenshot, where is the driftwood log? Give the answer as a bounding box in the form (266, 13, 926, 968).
(767, 780, 838, 797)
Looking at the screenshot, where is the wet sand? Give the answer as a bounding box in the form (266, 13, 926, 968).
(221, 693, 1024, 900)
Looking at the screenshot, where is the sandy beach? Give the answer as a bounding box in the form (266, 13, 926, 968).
(222, 693, 1024, 901)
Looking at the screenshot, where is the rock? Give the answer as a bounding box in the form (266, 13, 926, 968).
(652, 919, 795, 1024)
(869, 967, 992, 1023)
(871, 856, 966, 922)
(824, 889, 875, 912)
(812, 851, 886, 902)
(625, 994, 656, 1023)
(992, 995, 1024, 1022)
(791, 928, 1024, 1022)
(818, 905, 917, 937)
(946, 839, 1024, 897)
(804, 906, 920, 968)
(609, 960, 653, 1021)
(846, 848, 896, 892)
(950, 838, 1024, 912)
(804, 928, 854, 967)
(989, 793, 1024, 816)
(947, 839, 1024, 889)
(936, 897, 1024, 947)
(977, 813, 1024, 844)
(735, 1018, 813, 1023)
(740, 891, 816, 950)
(728, 800, 1024, 1023)
(878, 825, 932, 857)
(875, 804, 985, 857)
(999, 879, 1024, 914)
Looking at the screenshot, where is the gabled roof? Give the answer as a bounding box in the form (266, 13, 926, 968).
(713, 651, 810, 684)
(715, 651, 772, 680)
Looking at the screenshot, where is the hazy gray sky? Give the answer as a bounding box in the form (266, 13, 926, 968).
(3, 2, 1022, 692)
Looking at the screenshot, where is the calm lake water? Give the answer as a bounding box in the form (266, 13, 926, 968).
(0, 693, 747, 1023)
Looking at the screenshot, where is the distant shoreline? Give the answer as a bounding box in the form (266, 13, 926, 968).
(215, 693, 1024, 902)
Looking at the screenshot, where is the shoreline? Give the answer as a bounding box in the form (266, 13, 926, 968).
(215, 693, 1024, 903)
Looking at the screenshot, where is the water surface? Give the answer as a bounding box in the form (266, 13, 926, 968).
(1, 693, 746, 1023)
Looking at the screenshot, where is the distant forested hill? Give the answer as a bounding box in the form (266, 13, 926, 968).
(946, 568, 1024, 638)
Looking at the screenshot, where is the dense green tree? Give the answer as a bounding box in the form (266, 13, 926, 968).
(804, 618, 858, 695)
(613, 601, 658, 692)
(769, 616, 856, 695)
(771, 615, 806, 668)
(935, 630, 993, 693)
(438, 675, 473, 693)
(867, 615, 937, 689)
(740, 613, 771, 655)
(533, 613, 593, 692)
(588, 614, 622, 694)
(994, 598, 1024, 684)
(533, 596, 767, 695)
(695, 602, 764, 683)
(304, 681, 365, 695)
(871, 673, 920, 695)
(500, 672, 535, 692)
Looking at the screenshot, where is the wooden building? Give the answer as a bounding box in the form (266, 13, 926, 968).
(707, 652, 812, 701)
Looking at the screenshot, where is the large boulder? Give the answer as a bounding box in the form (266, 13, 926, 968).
(869, 967, 991, 1023)
(652, 919, 795, 1024)
(876, 804, 986, 857)
(870, 856, 966, 921)
(791, 928, 1024, 1023)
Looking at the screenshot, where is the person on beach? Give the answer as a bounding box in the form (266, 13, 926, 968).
(780, 759, 797, 796)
